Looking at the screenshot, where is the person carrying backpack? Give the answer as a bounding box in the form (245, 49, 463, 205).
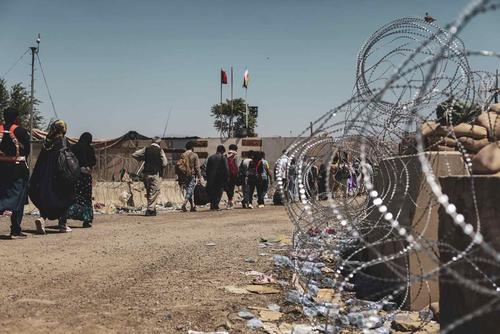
(177, 141, 202, 212)
(29, 120, 78, 233)
(0, 107, 31, 239)
(132, 136, 168, 216)
(256, 151, 272, 208)
(224, 144, 240, 209)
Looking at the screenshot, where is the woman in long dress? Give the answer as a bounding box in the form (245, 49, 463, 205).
(68, 132, 96, 227)
(29, 120, 74, 233)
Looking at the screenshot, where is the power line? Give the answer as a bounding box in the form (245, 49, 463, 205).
(36, 53, 59, 119)
(0, 49, 29, 79)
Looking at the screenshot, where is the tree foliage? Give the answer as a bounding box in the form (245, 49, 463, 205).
(210, 98, 257, 138)
(0, 79, 43, 128)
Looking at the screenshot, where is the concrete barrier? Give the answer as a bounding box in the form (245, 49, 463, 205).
(356, 152, 468, 310)
(438, 175, 500, 334)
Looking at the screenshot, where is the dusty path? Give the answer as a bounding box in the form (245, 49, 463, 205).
(0, 206, 291, 334)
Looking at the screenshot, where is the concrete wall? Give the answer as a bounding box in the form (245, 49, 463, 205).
(356, 151, 468, 310)
(438, 176, 500, 334)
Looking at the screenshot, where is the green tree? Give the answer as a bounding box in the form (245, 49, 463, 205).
(0, 82, 43, 128)
(210, 98, 257, 138)
(0, 79, 10, 120)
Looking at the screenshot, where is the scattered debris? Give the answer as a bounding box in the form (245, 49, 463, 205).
(246, 318, 264, 330)
(259, 309, 283, 322)
(223, 285, 249, 294)
(267, 303, 281, 312)
(252, 274, 276, 285)
(429, 302, 440, 322)
(273, 255, 293, 268)
(245, 285, 280, 294)
(238, 310, 255, 320)
(244, 270, 265, 276)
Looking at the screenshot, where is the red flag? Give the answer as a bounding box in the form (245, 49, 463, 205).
(221, 69, 228, 84)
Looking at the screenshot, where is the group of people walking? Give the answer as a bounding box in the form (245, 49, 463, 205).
(1, 106, 275, 238)
(175, 143, 272, 212)
(0, 107, 96, 239)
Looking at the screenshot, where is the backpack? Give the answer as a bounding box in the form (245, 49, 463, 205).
(228, 156, 238, 180)
(175, 152, 190, 184)
(57, 139, 81, 186)
(236, 159, 249, 186)
(0, 124, 23, 164)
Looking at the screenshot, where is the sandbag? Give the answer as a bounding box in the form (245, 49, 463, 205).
(457, 137, 490, 153)
(426, 136, 457, 150)
(419, 121, 448, 137)
(475, 112, 500, 139)
(436, 145, 456, 152)
(488, 103, 500, 113)
(451, 123, 487, 139)
(472, 142, 500, 174)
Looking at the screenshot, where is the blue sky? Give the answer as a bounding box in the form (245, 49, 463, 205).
(0, 0, 498, 138)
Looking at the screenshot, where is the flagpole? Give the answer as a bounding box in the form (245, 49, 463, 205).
(220, 68, 223, 138)
(230, 66, 234, 138)
(245, 88, 249, 130)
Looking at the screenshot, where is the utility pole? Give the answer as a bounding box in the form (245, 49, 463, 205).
(495, 69, 499, 104)
(230, 66, 233, 138)
(29, 34, 40, 174)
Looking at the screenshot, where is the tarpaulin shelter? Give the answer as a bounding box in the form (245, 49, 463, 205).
(31, 129, 198, 181)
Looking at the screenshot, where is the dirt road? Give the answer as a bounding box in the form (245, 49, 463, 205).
(0, 206, 291, 333)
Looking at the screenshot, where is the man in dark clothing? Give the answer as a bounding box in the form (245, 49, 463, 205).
(205, 145, 229, 211)
(224, 144, 240, 209)
(132, 136, 168, 216)
(0, 107, 30, 239)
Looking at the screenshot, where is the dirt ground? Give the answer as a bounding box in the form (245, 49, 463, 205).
(0, 206, 292, 334)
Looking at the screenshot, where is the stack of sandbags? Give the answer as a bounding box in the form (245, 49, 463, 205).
(472, 142, 500, 174)
(474, 103, 500, 140)
(453, 123, 489, 153)
(420, 121, 456, 151)
(419, 121, 488, 153)
(469, 104, 500, 174)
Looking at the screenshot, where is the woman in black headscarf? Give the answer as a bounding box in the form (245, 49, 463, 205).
(29, 120, 74, 233)
(67, 132, 96, 227)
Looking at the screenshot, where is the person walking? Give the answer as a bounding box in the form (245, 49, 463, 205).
(178, 141, 202, 212)
(132, 136, 168, 216)
(0, 107, 31, 239)
(67, 132, 97, 228)
(238, 151, 253, 208)
(245, 151, 259, 208)
(225, 144, 240, 209)
(256, 151, 272, 208)
(205, 145, 228, 211)
(29, 120, 75, 233)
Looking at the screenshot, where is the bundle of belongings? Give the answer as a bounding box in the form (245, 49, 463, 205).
(419, 101, 500, 174)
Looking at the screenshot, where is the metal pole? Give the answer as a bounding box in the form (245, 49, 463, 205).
(495, 69, 499, 104)
(220, 68, 223, 139)
(245, 87, 249, 135)
(29, 46, 37, 174)
(310, 122, 313, 137)
(230, 66, 233, 138)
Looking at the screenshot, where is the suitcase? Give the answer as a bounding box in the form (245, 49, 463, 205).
(273, 189, 284, 205)
(194, 184, 210, 206)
